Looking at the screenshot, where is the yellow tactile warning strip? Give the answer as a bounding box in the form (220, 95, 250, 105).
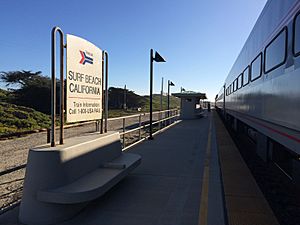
(214, 112, 280, 225)
(198, 116, 212, 225)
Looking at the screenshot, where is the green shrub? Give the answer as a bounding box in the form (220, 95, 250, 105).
(0, 102, 51, 136)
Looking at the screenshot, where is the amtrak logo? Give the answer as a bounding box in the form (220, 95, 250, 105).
(79, 50, 93, 65)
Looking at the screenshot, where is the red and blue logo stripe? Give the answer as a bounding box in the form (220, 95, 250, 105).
(79, 50, 93, 65)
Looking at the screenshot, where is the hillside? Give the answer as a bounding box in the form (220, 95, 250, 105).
(107, 94, 180, 117)
(0, 88, 12, 102)
(108, 87, 180, 111)
(0, 87, 180, 136)
(0, 102, 51, 136)
(144, 94, 180, 111)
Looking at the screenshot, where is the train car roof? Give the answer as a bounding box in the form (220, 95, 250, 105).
(224, 0, 299, 85)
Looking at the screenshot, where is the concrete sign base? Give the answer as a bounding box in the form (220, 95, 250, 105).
(19, 131, 141, 225)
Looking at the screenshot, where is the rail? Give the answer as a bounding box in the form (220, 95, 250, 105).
(119, 109, 180, 149)
(45, 109, 179, 142)
(1, 109, 179, 177)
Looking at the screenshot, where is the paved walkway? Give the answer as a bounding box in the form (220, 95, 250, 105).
(0, 112, 225, 225)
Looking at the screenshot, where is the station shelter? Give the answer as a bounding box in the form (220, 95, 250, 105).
(172, 91, 207, 119)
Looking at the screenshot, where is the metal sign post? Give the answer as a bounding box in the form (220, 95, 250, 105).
(104, 51, 109, 133)
(100, 52, 104, 134)
(51, 26, 65, 147)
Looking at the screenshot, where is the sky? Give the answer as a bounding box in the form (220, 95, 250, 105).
(0, 0, 267, 101)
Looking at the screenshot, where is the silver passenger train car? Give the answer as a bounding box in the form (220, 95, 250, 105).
(215, 0, 300, 180)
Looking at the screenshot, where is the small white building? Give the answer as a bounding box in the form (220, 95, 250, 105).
(172, 91, 207, 119)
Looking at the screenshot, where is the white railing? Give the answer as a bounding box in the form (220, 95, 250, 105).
(119, 109, 180, 150)
(46, 109, 180, 149)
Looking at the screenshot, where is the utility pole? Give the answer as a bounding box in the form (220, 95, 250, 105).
(123, 84, 127, 110)
(160, 77, 164, 111)
(159, 77, 164, 130)
(167, 80, 170, 114)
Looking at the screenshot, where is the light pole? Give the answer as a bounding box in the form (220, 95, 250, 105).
(167, 80, 175, 118)
(149, 49, 165, 139)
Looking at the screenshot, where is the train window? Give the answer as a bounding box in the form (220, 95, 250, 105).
(264, 27, 287, 73)
(293, 11, 300, 56)
(235, 80, 237, 91)
(237, 74, 243, 89)
(233, 79, 237, 92)
(243, 66, 250, 86)
(251, 53, 262, 81)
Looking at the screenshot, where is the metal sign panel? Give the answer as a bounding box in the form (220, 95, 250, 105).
(66, 34, 102, 123)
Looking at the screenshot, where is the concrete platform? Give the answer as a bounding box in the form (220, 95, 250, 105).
(0, 111, 278, 225)
(56, 112, 225, 225)
(0, 112, 225, 225)
(214, 112, 279, 225)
